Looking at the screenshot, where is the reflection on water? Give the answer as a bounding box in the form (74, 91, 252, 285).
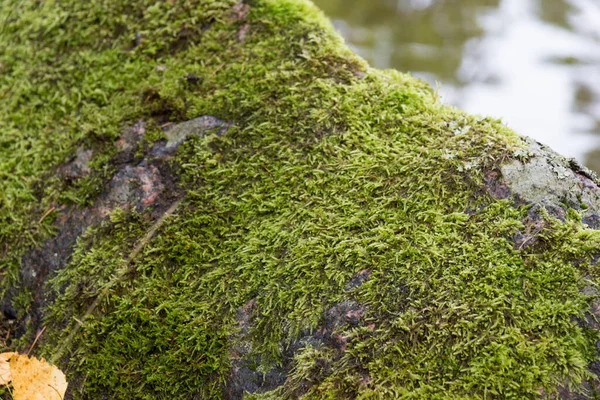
(313, 0, 600, 171)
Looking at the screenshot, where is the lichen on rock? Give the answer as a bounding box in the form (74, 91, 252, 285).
(2, 0, 600, 399)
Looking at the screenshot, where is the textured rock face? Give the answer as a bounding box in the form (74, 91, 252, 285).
(2, 0, 600, 399)
(483, 137, 600, 252)
(481, 138, 600, 398)
(499, 139, 600, 224)
(4, 117, 232, 345)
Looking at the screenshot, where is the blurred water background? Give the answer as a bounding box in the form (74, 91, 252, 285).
(312, 0, 600, 172)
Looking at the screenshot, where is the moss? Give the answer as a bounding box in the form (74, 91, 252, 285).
(2, 0, 600, 398)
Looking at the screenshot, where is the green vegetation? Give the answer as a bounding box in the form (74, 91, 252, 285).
(1, 0, 600, 398)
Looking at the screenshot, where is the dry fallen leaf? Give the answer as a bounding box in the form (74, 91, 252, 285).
(0, 352, 67, 400)
(0, 352, 16, 385)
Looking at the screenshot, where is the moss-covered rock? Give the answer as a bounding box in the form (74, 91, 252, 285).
(2, 0, 600, 398)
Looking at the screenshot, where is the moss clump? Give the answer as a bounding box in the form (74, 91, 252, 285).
(2, 0, 600, 398)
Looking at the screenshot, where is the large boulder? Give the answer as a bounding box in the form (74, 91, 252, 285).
(1, 0, 600, 398)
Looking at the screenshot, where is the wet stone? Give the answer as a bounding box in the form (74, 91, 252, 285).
(9, 116, 232, 342)
(163, 115, 230, 150)
(346, 269, 372, 290)
(483, 169, 511, 200)
(225, 298, 368, 398)
(500, 138, 600, 224)
(58, 147, 93, 182)
(225, 298, 288, 399)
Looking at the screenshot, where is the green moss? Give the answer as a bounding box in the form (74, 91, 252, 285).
(2, 0, 600, 398)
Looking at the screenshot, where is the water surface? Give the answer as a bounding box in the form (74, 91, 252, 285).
(313, 0, 600, 171)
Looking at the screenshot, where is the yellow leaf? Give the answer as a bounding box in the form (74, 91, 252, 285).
(7, 354, 68, 400)
(0, 352, 16, 385)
